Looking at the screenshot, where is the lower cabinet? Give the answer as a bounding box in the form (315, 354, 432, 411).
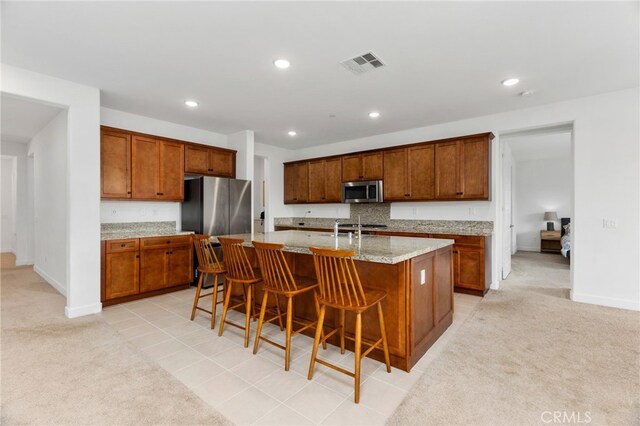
(102, 235, 193, 305)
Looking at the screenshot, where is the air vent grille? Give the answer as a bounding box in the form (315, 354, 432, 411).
(340, 51, 385, 75)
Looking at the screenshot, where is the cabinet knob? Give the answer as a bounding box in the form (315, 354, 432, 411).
(127, 191, 131, 194)
(166, 241, 171, 244)
(136, 255, 139, 258)
(120, 244, 126, 247)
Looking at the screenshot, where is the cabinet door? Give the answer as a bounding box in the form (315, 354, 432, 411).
(101, 130, 131, 199)
(362, 152, 383, 180)
(167, 245, 193, 286)
(185, 145, 210, 174)
(383, 149, 408, 201)
(132, 136, 160, 199)
(460, 138, 489, 199)
(105, 251, 139, 299)
(456, 246, 483, 290)
(283, 163, 296, 203)
(408, 144, 435, 200)
(435, 141, 460, 199)
(158, 141, 184, 201)
(295, 163, 309, 202)
(308, 160, 326, 202)
(324, 158, 342, 202)
(211, 149, 235, 177)
(342, 155, 362, 181)
(140, 248, 168, 292)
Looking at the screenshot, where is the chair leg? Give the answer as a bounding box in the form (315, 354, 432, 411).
(253, 291, 270, 354)
(218, 281, 233, 337)
(354, 312, 362, 404)
(308, 304, 326, 380)
(284, 296, 293, 371)
(210, 274, 219, 329)
(274, 293, 284, 331)
(313, 293, 327, 350)
(377, 302, 391, 373)
(244, 283, 253, 347)
(191, 272, 205, 321)
(252, 285, 257, 321)
(339, 309, 346, 354)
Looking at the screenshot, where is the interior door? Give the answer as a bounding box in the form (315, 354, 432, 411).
(502, 142, 512, 279)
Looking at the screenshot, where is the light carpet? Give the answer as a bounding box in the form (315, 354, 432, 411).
(389, 252, 640, 425)
(1, 254, 231, 425)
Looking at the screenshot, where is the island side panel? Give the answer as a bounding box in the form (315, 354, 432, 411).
(409, 245, 454, 369)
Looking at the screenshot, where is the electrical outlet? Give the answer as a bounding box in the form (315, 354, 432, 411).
(469, 207, 476, 216)
(111, 209, 117, 216)
(412, 207, 418, 216)
(140, 208, 147, 217)
(420, 269, 426, 285)
(603, 218, 617, 229)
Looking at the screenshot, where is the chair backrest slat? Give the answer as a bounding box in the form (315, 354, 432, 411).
(252, 241, 297, 292)
(218, 237, 255, 281)
(309, 247, 366, 307)
(192, 234, 222, 270)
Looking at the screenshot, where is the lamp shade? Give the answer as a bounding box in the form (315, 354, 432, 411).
(543, 211, 558, 221)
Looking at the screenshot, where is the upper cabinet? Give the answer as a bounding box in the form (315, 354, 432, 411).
(131, 136, 184, 201)
(284, 162, 309, 204)
(383, 145, 435, 201)
(341, 152, 383, 182)
(308, 157, 342, 203)
(435, 135, 490, 200)
(185, 144, 235, 177)
(100, 126, 236, 201)
(101, 129, 132, 199)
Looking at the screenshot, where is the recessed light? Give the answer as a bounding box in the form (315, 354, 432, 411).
(288, 130, 297, 136)
(501, 78, 519, 87)
(519, 90, 535, 97)
(274, 59, 291, 69)
(368, 111, 380, 119)
(184, 100, 198, 108)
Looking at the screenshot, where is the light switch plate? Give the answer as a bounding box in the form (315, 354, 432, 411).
(420, 269, 426, 285)
(603, 218, 617, 229)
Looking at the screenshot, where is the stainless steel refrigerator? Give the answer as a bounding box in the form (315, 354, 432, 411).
(181, 176, 251, 285)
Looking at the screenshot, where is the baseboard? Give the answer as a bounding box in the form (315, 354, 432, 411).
(571, 290, 640, 311)
(33, 265, 67, 296)
(15, 258, 34, 266)
(490, 280, 500, 290)
(65, 302, 102, 319)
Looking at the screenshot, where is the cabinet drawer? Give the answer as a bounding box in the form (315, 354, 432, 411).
(106, 239, 139, 253)
(140, 235, 192, 249)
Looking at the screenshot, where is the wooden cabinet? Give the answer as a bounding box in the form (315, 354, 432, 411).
(383, 145, 435, 201)
(435, 136, 490, 200)
(284, 162, 309, 204)
(308, 157, 342, 203)
(132, 136, 184, 201)
(104, 239, 140, 300)
(101, 129, 131, 199)
(185, 145, 235, 177)
(140, 236, 193, 293)
(342, 152, 383, 182)
(101, 235, 193, 305)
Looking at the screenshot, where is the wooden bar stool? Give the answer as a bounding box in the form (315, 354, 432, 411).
(307, 247, 391, 403)
(252, 241, 325, 371)
(191, 234, 227, 329)
(217, 237, 262, 348)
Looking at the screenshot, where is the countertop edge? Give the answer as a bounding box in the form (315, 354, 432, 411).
(101, 231, 194, 241)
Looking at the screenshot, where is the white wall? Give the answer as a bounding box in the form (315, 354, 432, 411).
(254, 142, 294, 231)
(28, 110, 69, 296)
(2, 64, 101, 318)
(100, 107, 230, 228)
(271, 87, 640, 311)
(1, 156, 16, 252)
(253, 156, 265, 220)
(1, 141, 35, 264)
(515, 157, 573, 251)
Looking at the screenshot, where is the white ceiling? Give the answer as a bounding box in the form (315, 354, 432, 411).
(1, 94, 64, 144)
(507, 131, 572, 162)
(2, 2, 638, 149)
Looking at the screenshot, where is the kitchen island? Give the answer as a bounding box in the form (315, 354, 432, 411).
(217, 230, 454, 372)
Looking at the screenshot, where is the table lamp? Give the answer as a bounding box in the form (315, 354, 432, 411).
(544, 211, 558, 231)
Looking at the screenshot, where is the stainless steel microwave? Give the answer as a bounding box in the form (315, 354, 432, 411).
(341, 180, 384, 203)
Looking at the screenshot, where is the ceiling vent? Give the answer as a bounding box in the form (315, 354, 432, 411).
(340, 52, 385, 75)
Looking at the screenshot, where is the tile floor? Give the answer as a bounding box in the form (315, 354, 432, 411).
(99, 287, 481, 425)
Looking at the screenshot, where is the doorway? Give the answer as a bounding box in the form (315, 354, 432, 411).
(253, 155, 267, 233)
(500, 124, 574, 293)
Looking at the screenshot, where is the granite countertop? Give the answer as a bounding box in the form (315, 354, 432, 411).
(214, 230, 454, 264)
(101, 221, 194, 241)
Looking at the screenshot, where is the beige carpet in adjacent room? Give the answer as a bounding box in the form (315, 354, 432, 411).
(389, 254, 640, 425)
(1, 254, 231, 425)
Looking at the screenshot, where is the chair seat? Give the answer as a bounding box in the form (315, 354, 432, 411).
(264, 275, 318, 296)
(318, 288, 387, 312)
(198, 264, 226, 274)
